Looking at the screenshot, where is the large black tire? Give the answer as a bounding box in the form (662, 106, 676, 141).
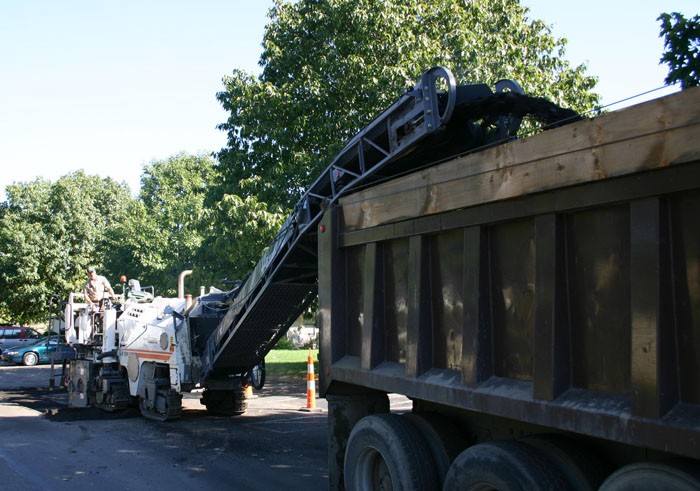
(22, 351, 39, 366)
(344, 413, 438, 491)
(520, 434, 611, 491)
(250, 361, 266, 390)
(403, 412, 467, 487)
(201, 388, 247, 416)
(231, 388, 247, 415)
(599, 461, 700, 491)
(442, 440, 568, 491)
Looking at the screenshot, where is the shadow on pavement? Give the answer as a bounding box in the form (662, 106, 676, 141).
(0, 374, 312, 423)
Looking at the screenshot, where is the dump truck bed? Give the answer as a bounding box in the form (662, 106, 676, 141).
(319, 87, 700, 460)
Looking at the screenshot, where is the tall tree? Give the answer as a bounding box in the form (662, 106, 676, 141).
(0, 172, 133, 324)
(196, 193, 285, 288)
(101, 198, 164, 292)
(216, 0, 600, 211)
(106, 153, 216, 296)
(658, 12, 700, 89)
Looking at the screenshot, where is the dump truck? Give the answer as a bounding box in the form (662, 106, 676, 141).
(318, 84, 700, 489)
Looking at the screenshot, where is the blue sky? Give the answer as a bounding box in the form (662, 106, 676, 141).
(0, 0, 696, 200)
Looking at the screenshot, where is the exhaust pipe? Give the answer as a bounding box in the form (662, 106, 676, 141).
(178, 270, 193, 299)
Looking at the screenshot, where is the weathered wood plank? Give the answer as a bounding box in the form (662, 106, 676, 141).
(339, 87, 700, 231)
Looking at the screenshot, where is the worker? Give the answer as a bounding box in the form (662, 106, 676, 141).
(83, 266, 116, 308)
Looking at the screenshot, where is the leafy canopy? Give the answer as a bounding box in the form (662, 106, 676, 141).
(0, 172, 132, 324)
(196, 193, 285, 287)
(659, 12, 700, 89)
(0, 154, 220, 323)
(0, 1, 607, 323)
(106, 153, 217, 297)
(216, 0, 600, 210)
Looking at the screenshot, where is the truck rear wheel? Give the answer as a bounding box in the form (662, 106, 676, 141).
(442, 440, 568, 490)
(520, 434, 611, 491)
(344, 413, 438, 491)
(403, 412, 467, 487)
(599, 461, 700, 490)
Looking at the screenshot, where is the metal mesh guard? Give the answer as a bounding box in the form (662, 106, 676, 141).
(213, 282, 317, 371)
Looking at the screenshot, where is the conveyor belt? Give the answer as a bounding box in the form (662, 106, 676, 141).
(200, 66, 562, 378)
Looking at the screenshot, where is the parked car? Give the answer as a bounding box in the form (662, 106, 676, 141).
(0, 325, 42, 355)
(1, 336, 75, 366)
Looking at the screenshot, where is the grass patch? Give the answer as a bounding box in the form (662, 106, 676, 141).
(265, 348, 319, 379)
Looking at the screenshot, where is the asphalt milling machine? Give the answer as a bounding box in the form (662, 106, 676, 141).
(59, 67, 578, 421)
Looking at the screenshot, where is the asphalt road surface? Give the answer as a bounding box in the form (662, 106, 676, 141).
(0, 363, 342, 490)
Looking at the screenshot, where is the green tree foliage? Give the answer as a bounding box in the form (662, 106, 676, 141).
(196, 193, 285, 288)
(216, 0, 600, 211)
(658, 12, 700, 88)
(106, 153, 216, 296)
(0, 1, 607, 322)
(102, 198, 164, 291)
(0, 154, 220, 322)
(0, 172, 132, 324)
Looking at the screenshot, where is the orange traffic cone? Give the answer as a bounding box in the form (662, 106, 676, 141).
(300, 349, 321, 411)
(306, 349, 316, 409)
